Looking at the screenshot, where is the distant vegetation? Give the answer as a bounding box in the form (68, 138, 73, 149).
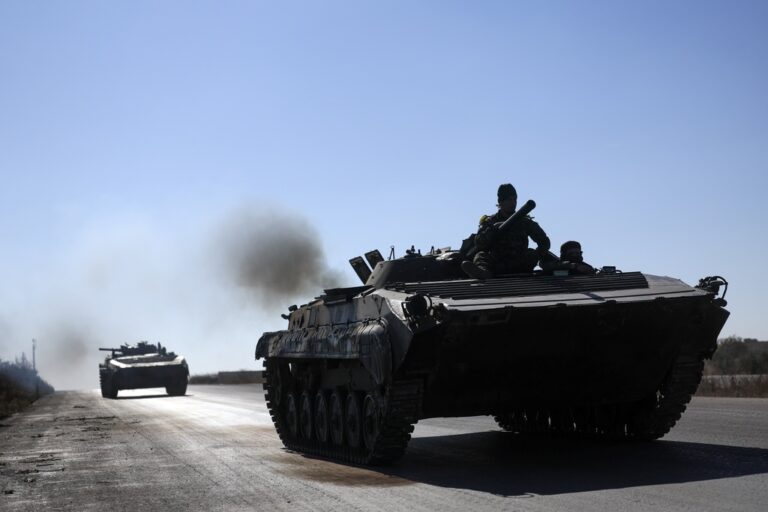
(0, 354, 54, 418)
(697, 337, 768, 397)
(704, 337, 768, 375)
(189, 370, 263, 385)
(697, 375, 768, 398)
(189, 373, 219, 384)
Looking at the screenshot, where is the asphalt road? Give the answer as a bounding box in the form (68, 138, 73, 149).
(2, 385, 767, 512)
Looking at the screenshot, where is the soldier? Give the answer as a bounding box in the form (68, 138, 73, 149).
(560, 240, 596, 275)
(462, 184, 551, 278)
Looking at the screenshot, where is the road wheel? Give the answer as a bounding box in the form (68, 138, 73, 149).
(494, 410, 522, 433)
(573, 406, 595, 435)
(526, 408, 548, 432)
(329, 390, 344, 446)
(362, 393, 380, 451)
(299, 391, 314, 440)
(314, 391, 329, 444)
(285, 393, 299, 439)
(166, 378, 188, 396)
(345, 392, 362, 449)
(550, 409, 575, 434)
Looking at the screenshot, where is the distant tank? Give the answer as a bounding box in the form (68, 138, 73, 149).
(255, 208, 729, 465)
(99, 341, 189, 399)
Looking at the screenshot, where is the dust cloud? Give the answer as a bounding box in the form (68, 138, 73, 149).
(0, 206, 347, 390)
(37, 319, 99, 391)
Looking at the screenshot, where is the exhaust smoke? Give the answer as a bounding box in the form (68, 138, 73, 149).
(1, 205, 346, 390)
(216, 208, 343, 305)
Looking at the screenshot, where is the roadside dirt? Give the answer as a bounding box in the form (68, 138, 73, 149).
(0, 392, 134, 509)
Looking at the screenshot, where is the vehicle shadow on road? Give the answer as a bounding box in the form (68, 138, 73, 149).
(115, 394, 191, 400)
(382, 431, 768, 497)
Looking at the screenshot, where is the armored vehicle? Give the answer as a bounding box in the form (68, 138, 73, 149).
(256, 212, 729, 465)
(99, 341, 189, 399)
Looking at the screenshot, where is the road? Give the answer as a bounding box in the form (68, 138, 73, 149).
(2, 385, 767, 511)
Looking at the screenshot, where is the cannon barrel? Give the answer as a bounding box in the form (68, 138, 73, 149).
(465, 199, 536, 259)
(497, 199, 536, 232)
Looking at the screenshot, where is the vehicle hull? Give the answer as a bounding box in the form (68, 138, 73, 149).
(410, 295, 728, 418)
(256, 268, 730, 464)
(106, 364, 189, 391)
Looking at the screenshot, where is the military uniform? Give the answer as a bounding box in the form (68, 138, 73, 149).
(472, 211, 551, 275)
(559, 241, 596, 275)
(570, 262, 596, 275)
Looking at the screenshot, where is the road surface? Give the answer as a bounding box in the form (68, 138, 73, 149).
(2, 385, 767, 511)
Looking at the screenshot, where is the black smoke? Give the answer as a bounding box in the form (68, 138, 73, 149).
(216, 208, 344, 305)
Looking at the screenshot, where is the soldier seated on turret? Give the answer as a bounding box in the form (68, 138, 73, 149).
(461, 183, 551, 279)
(560, 240, 596, 275)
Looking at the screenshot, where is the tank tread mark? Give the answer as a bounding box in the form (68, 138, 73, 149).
(263, 364, 421, 465)
(494, 351, 705, 441)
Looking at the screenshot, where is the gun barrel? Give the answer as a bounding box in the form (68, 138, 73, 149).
(498, 199, 536, 232)
(464, 199, 537, 260)
(98, 348, 119, 352)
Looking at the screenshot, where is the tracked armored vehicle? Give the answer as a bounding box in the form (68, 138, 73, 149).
(99, 341, 189, 399)
(256, 229, 729, 465)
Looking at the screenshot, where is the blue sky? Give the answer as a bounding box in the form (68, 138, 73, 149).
(1, 1, 766, 388)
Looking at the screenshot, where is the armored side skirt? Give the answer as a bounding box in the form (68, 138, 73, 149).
(112, 365, 188, 390)
(407, 295, 729, 418)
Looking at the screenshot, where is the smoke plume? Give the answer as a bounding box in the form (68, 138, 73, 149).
(0, 205, 347, 390)
(216, 208, 343, 305)
(35, 317, 100, 391)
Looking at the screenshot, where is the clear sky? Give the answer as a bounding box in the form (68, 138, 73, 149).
(1, 1, 766, 389)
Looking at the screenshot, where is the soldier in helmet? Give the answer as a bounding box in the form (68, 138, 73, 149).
(462, 184, 551, 279)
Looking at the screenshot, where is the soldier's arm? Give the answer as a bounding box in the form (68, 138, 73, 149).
(474, 215, 497, 250)
(527, 219, 551, 255)
(576, 262, 596, 275)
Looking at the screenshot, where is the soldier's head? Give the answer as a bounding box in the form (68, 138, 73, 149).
(497, 183, 517, 215)
(560, 241, 583, 263)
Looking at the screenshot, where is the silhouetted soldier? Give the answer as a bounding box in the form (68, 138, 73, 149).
(462, 184, 551, 279)
(560, 240, 596, 275)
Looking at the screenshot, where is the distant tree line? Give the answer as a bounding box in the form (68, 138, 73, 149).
(704, 337, 768, 375)
(0, 353, 54, 418)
